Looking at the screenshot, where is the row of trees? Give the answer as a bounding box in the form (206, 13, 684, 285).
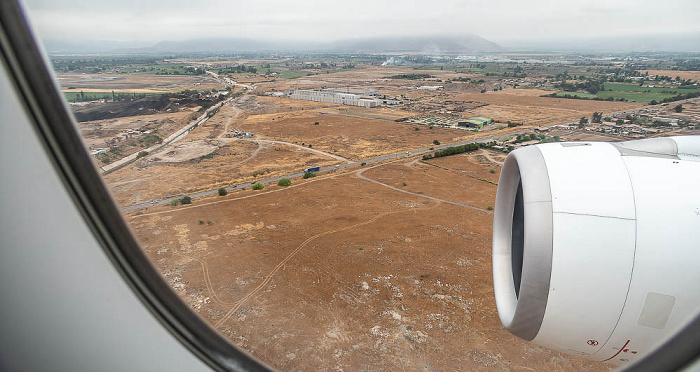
(219, 64, 257, 74)
(422, 142, 493, 160)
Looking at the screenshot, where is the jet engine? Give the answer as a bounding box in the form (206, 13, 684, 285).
(492, 136, 700, 365)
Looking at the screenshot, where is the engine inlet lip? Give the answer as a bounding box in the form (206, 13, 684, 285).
(492, 145, 554, 341)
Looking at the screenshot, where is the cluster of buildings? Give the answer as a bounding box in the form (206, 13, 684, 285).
(225, 128, 254, 138)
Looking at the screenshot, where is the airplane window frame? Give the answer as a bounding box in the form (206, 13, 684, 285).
(0, 2, 270, 371)
(2, 0, 700, 371)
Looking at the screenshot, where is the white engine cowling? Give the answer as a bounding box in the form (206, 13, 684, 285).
(492, 136, 700, 365)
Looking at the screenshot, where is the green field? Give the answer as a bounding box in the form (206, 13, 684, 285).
(118, 64, 204, 75)
(275, 71, 305, 79)
(553, 92, 598, 99)
(596, 91, 677, 103)
(604, 83, 700, 94)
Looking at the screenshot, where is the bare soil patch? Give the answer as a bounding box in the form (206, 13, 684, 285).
(126, 154, 609, 372)
(237, 110, 475, 161)
(58, 73, 223, 93)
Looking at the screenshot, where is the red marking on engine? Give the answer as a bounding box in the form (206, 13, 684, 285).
(603, 340, 631, 362)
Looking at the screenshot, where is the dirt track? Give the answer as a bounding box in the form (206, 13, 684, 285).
(127, 152, 610, 372)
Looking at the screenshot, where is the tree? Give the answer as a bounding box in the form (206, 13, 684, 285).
(579, 117, 589, 128)
(277, 178, 292, 186)
(218, 188, 227, 196)
(433, 140, 440, 145)
(674, 104, 683, 113)
(170, 199, 180, 206)
(252, 182, 264, 190)
(303, 172, 316, 179)
(592, 112, 602, 123)
(180, 196, 192, 205)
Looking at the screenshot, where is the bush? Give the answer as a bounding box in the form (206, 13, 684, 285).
(170, 199, 180, 206)
(303, 172, 316, 179)
(218, 187, 227, 196)
(360, 162, 366, 166)
(180, 196, 192, 205)
(252, 182, 264, 190)
(489, 169, 496, 174)
(487, 205, 493, 211)
(314, 121, 319, 125)
(433, 140, 440, 145)
(136, 151, 148, 159)
(199, 220, 204, 225)
(277, 178, 292, 186)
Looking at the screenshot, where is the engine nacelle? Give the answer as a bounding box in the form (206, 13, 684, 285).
(493, 136, 700, 365)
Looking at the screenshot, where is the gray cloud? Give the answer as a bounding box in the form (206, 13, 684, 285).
(23, 0, 700, 45)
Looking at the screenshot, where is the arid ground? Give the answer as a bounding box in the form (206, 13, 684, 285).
(125, 150, 610, 371)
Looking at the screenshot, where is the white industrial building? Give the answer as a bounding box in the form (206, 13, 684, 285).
(283, 89, 382, 108)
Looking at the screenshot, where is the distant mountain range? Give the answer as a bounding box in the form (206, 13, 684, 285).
(43, 35, 504, 54)
(42, 33, 699, 54)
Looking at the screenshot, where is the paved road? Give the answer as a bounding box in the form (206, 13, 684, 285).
(120, 97, 700, 212)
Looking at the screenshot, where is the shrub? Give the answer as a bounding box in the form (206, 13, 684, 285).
(402, 182, 407, 186)
(487, 205, 493, 211)
(433, 140, 440, 145)
(303, 172, 316, 179)
(199, 220, 204, 225)
(360, 162, 366, 166)
(278, 178, 292, 186)
(180, 196, 192, 205)
(314, 121, 319, 125)
(170, 199, 180, 206)
(136, 151, 148, 159)
(207, 220, 212, 225)
(252, 182, 264, 190)
(489, 169, 496, 174)
(218, 187, 227, 196)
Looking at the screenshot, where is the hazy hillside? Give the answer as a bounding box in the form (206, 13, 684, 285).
(330, 35, 504, 53)
(43, 35, 504, 54)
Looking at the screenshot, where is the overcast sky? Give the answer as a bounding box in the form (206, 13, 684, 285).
(23, 0, 700, 45)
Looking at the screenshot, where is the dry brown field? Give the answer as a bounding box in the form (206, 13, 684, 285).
(237, 109, 475, 161)
(57, 73, 224, 93)
(639, 70, 700, 82)
(456, 89, 642, 126)
(125, 151, 610, 371)
(105, 139, 338, 206)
